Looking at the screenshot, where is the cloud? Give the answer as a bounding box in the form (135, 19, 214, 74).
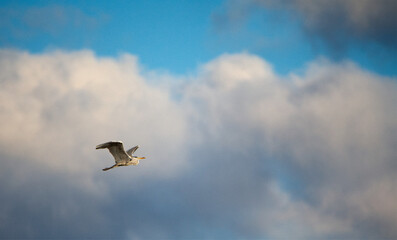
(217, 0, 397, 51)
(23, 5, 101, 33)
(184, 53, 397, 239)
(0, 49, 396, 239)
(0, 5, 108, 47)
(0, 49, 187, 176)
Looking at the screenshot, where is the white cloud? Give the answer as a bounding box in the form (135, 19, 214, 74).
(0, 49, 396, 239)
(0, 49, 187, 178)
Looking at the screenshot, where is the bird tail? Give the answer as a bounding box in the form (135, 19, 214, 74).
(102, 164, 117, 171)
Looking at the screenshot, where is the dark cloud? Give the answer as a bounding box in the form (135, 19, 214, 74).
(217, 0, 397, 52)
(284, 0, 397, 50)
(0, 50, 396, 239)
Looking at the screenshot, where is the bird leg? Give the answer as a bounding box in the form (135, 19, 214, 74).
(102, 164, 117, 171)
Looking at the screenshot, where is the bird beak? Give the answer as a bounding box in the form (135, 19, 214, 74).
(139, 157, 146, 159)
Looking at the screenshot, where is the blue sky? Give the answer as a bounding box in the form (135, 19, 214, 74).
(1, 0, 395, 75)
(0, 0, 396, 239)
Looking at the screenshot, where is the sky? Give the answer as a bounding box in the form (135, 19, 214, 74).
(0, 0, 396, 239)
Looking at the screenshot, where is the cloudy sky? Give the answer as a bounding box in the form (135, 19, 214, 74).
(0, 0, 396, 239)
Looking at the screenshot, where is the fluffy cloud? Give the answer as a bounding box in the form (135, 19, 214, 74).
(0, 49, 187, 176)
(0, 49, 396, 239)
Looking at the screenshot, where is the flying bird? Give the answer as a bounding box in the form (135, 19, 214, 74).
(96, 141, 146, 171)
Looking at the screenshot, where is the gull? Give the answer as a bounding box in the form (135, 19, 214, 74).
(96, 141, 146, 171)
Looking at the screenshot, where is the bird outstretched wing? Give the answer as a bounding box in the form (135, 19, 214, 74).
(96, 141, 129, 163)
(126, 145, 139, 156)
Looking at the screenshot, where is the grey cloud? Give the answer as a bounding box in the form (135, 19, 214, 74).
(22, 5, 100, 33)
(289, 0, 397, 50)
(184, 54, 397, 239)
(218, 0, 397, 51)
(0, 5, 108, 46)
(0, 50, 396, 239)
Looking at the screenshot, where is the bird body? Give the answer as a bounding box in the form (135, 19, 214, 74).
(96, 141, 145, 171)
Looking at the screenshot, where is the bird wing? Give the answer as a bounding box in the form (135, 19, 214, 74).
(126, 145, 139, 156)
(96, 141, 123, 149)
(96, 141, 129, 163)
